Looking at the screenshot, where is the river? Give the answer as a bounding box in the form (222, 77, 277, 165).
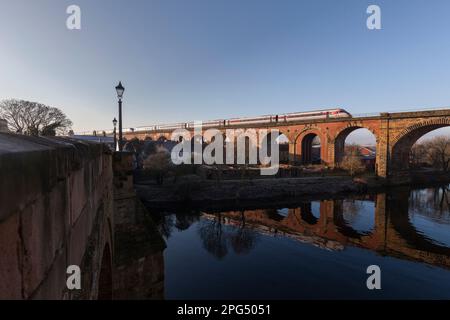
(146, 184, 450, 299)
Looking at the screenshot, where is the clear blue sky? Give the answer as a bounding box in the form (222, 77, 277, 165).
(0, 0, 449, 143)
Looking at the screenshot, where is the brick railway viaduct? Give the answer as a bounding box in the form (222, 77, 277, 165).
(123, 109, 450, 177)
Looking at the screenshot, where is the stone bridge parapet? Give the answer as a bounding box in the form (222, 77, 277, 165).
(0, 133, 114, 299)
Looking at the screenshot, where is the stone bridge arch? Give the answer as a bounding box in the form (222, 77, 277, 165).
(332, 124, 379, 165)
(390, 117, 450, 171)
(257, 129, 290, 163)
(293, 127, 328, 164)
(143, 135, 154, 141)
(157, 134, 169, 142)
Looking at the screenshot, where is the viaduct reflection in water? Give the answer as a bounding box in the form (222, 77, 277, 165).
(156, 186, 450, 269)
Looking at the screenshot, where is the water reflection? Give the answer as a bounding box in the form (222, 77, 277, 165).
(150, 185, 450, 299)
(342, 200, 375, 235)
(408, 186, 450, 247)
(157, 211, 201, 238)
(198, 212, 259, 258)
(154, 185, 450, 268)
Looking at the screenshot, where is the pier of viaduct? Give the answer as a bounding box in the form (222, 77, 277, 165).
(123, 109, 450, 177)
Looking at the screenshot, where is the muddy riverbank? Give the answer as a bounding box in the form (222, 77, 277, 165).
(136, 176, 362, 210)
(135, 171, 450, 211)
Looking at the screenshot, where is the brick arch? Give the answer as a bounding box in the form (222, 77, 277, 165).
(333, 125, 379, 165)
(274, 130, 291, 164)
(144, 135, 153, 141)
(256, 129, 289, 146)
(390, 118, 450, 171)
(294, 127, 327, 164)
(157, 134, 168, 142)
(256, 130, 275, 157)
(275, 129, 291, 141)
(191, 133, 205, 144)
(391, 117, 450, 145)
(293, 127, 327, 144)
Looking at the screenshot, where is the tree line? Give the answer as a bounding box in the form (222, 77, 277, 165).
(410, 136, 450, 172)
(0, 99, 72, 136)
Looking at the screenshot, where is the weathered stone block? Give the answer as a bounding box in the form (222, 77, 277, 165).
(0, 135, 114, 299)
(0, 213, 22, 299)
(20, 196, 56, 298)
(30, 248, 67, 300)
(70, 169, 87, 225)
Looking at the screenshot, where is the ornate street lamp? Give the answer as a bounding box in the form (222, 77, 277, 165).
(115, 81, 125, 151)
(112, 117, 118, 151)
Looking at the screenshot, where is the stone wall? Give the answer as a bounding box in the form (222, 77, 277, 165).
(0, 134, 114, 299)
(112, 152, 166, 299)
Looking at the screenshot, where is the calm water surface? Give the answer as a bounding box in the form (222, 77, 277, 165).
(149, 185, 450, 299)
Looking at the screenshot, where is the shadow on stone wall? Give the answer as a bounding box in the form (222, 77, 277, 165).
(112, 152, 166, 300)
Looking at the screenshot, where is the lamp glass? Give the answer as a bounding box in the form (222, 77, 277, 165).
(115, 81, 125, 99)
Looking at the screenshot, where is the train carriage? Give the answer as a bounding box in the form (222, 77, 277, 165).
(126, 108, 351, 134)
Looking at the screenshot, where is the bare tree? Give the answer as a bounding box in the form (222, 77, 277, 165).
(229, 211, 258, 255)
(412, 136, 450, 171)
(143, 146, 173, 185)
(340, 144, 366, 176)
(410, 143, 429, 168)
(0, 99, 72, 136)
(428, 136, 450, 172)
(198, 214, 228, 259)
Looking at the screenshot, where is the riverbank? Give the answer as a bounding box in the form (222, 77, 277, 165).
(135, 170, 450, 211)
(136, 176, 362, 209)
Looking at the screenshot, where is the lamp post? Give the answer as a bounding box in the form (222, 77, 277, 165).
(112, 117, 117, 151)
(115, 81, 125, 151)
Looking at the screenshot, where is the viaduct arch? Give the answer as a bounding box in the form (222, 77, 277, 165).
(390, 118, 450, 171)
